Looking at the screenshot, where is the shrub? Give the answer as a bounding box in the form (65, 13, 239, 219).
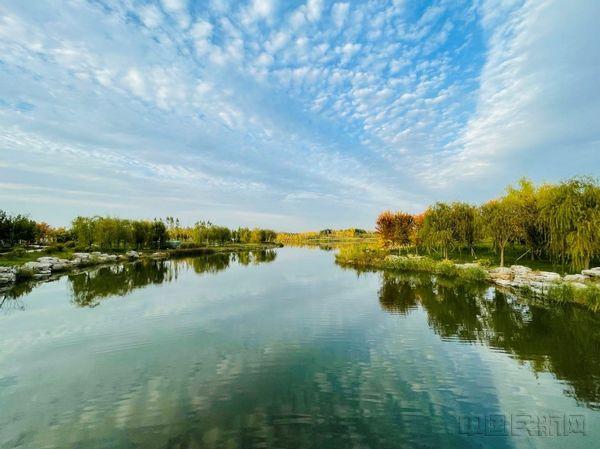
(575, 284, 600, 312)
(434, 260, 458, 278)
(10, 246, 27, 257)
(16, 267, 34, 281)
(459, 266, 488, 282)
(44, 243, 64, 253)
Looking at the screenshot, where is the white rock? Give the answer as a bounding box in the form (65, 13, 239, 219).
(582, 267, 600, 278)
(489, 267, 512, 280)
(22, 261, 52, 273)
(126, 250, 139, 259)
(527, 271, 561, 283)
(510, 265, 532, 276)
(151, 252, 168, 259)
(493, 279, 513, 287)
(564, 274, 589, 283)
(73, 253, 90, 260)
(0, 266, 17, 285)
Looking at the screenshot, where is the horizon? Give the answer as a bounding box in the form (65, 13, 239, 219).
(1, 0, 599, 230)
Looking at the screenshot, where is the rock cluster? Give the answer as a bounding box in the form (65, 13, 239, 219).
(488, 265, 597, 294)
(0, 266, 17, 285)
(1, 251, 141, 287)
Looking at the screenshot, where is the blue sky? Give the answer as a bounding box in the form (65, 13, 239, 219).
(0, 0, 598, 230)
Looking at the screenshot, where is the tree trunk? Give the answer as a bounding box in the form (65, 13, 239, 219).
(500, 244, 505, 267)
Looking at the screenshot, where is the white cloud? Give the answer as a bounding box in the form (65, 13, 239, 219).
(139, 5, 163, 28)
(437, 0, 600, 185)
(331, 2, 349, 28)
(123, 69, 146, 98)
(306, 0, 324, 22)
(161, 0, 190, 29)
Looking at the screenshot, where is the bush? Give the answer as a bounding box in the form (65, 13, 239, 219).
(16, 267, 34, 281)
(10, 246, 27, 257)
(434, 260, 458, 278)
(459, 266, 488, 282)
(44, 243, 64, 253)
(575, 284, 600, 312)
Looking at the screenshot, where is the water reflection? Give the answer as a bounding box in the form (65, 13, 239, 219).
(378, 272, 600, 409)
(0, 250, 277, 310)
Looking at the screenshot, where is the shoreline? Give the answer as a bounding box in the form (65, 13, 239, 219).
(0, 243, 282, 289)
(335, 251, 600, 312)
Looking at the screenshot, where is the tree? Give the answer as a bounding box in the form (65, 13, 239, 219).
(376, 211, 415, 247)
(506, 178, 545, 260)
(449, 202, 477, 255)
(479, 197, 521, 267)
(419, 203, 456, 259)
(538, 177, 600, 270)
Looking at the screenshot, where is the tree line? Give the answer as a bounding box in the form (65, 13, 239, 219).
(0, 213, 277, 251)
(376, 177, 600, 269)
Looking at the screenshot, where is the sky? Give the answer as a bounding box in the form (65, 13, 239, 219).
(0, 0, 598, 231)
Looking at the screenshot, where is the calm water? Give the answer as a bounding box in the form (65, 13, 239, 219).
(1, 248, 599, 449)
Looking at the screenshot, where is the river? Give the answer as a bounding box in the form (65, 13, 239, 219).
(0, 247, 598, 448)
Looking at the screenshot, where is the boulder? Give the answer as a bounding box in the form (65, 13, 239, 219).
(21, 261, 51, 278)
(582, 267, 600, 278)
(488, 267, 512, 280)
(510, 265, 532, 276)
(126, 250, 140, 259)
(73, 253, 90, 260)
(36, 257, 71, 271)
(526, 271, 561, 283)
(151, 252, 168, 259)
(0, 266, 17, 285)
(564, 274, 589, 283)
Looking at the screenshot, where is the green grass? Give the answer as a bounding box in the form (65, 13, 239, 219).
(546, 282, 600, 312)
(335, 246, 488, 282)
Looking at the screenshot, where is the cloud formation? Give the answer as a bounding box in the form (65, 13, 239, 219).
(0, 0, 597, 229)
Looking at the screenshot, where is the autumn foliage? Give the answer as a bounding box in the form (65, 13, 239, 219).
(376, 211, 418, 247)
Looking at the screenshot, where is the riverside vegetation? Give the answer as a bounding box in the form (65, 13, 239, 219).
(0, 213, 279, 286)
(336, 177, 600, 311)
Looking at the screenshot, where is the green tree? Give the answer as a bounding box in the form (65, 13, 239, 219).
(538, 177, 600, 270)
(479, 197, 521, 267)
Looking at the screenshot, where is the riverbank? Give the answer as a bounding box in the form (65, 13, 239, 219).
(0, 243, 282, 287)
(335, 246, 600, 311)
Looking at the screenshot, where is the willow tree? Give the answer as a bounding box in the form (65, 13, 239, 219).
(419, 203, 455, 259)
(506, 178, 546, 260)
(538, 178, 600, 270)
(449, 202, 477, 255)
(479, 197, 521, 267)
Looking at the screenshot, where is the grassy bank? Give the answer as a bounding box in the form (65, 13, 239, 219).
(542, 283, 600, 312)
(336, 245, 600, 311)
(335, 245, 488, 282)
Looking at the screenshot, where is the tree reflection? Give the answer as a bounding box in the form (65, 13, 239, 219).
(378, 272, 600, 409)
(68, 251, 277, 308)
(69, 260, 175, 307)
